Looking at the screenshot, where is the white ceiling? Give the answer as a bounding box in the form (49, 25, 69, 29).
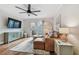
(0, 4, 62, 19)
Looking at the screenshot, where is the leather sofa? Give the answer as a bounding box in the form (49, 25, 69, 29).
(34, 38, 45, 50)
(34, 38, 54, 51)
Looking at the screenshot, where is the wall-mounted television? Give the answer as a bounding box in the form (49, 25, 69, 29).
(7, 17, 22, 28)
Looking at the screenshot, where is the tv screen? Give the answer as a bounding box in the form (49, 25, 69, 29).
(7, 17, 21, 28)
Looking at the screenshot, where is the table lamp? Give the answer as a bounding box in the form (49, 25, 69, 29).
(59, 28, 69, 42)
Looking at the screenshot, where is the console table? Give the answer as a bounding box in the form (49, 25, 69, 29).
(0, 28, 23, 44)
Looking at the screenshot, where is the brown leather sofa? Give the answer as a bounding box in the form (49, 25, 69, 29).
(34, 38, 45, 50)
(34, 38, 54, 51)
(34, 41, 45, 50)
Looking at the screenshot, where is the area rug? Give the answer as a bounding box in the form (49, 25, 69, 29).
(33, 49, 50, 55)
(10, 37, 33, 54)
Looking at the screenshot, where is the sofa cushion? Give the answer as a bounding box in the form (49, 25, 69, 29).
(34, 38, 44, 42)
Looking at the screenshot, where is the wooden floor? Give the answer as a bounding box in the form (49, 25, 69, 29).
(0, 38, 33, 55)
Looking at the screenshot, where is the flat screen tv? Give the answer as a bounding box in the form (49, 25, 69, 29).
(7, 17, 21, 28)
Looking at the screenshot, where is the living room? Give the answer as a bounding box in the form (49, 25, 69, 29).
(0, 4, 79, 55)
(0, 4, 55, 54)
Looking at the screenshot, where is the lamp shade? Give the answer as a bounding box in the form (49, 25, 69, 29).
(59, 28, 69, 34)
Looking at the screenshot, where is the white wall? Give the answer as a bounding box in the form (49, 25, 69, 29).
(54, 4, 79, 54)
(0, 9, 23, 28)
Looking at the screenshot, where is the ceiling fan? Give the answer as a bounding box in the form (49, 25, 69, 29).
(15, 4, 40, 16)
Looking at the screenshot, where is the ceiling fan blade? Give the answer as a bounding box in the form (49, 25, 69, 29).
(31, 12, 37, 16)
(31, 10, 40, 12)
(19, 12, 27, 13)
(28, 4, 31, 10)
(15, 6, 27, 11)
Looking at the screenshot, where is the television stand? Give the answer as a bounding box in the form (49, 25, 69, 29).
(0, 28, 23, 44)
